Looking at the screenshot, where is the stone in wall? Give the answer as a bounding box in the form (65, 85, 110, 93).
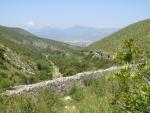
(3, 66, 121, 96)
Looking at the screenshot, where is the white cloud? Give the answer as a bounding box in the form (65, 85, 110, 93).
(27, 21, 34, 27)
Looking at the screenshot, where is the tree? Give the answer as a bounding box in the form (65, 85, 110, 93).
(0, 47, 5, 60)
(116, 38, 142, 64)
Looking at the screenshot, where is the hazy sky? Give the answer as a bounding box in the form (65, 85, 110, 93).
(0, 0, 150, 28)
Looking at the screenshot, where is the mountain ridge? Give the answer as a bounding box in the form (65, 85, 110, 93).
(85, 19, 150, 54)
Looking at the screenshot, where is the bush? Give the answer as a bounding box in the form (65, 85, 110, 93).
(37, 71, 52, 80)
(36, 60, 53, 81)
(111, 39, 150, 113)
(0, 47, 5, 60)
(36, 62, 49, 71)
(0, 79, 13, 89)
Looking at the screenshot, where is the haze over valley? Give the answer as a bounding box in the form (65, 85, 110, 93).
(28, 26, 118, 46)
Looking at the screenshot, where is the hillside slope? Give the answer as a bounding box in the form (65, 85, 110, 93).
(0, 25, 80, 54)
(0, 25, 117, 93)
(0, 25, 80, 92)
(85, 19, 150, 54)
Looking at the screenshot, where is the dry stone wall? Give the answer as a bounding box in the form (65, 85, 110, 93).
(4, 66, 123, 95)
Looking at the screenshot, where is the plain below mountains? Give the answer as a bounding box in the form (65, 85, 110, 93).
(28, 26, 118, 45)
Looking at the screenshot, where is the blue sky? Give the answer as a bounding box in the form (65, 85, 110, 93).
(0, 0, 150, 28)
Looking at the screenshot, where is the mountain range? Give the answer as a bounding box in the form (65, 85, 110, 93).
(28, 26, 118, 44)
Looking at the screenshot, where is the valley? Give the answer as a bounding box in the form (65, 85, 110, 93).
(0, 25, 116, 93)
(1, 0, 150, 112)
(0, 19, 150, 113)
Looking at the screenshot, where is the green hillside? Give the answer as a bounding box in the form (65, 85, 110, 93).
(0, 25, 80, 54)
(85, 19, 150, 55)
(0, 22, 149, 113)
(0, 25, 116, 93)
(0, 25, 81, 92)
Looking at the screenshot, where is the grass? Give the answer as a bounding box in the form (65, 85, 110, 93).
(65, 76, 123, 113)
(0, 75, 125, 113)
(1, 64, 148, 113)
(0, 88, 64, 113)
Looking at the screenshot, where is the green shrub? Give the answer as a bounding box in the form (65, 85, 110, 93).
(111, 39, 150, 113)
(0, 79, 13, 89)
(37, 71, 52, 80)
(36, 61, 50, 71)
(0, 47, 5, 60)
(0, 63, 8, 70)
(0, 72, 7, 78)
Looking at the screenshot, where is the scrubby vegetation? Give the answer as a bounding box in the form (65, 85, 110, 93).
(0, 20, 150, 113)
(0, 25, 117, 93)
(112, 64, 150, 113)
(0, 76, 122, 113)
(50, 53, 116, 76)
(110, 38, 150, 113)
(0, 38, 149, 113)
(0, 88, 64, 113)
